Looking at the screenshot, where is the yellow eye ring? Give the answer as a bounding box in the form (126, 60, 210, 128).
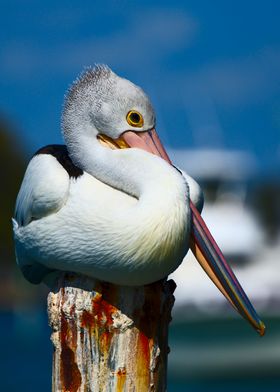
(126, 110, 144, 127)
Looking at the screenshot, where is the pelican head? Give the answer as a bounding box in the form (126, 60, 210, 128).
(62, 65, 155, 145)
(62, 65, 171, 195)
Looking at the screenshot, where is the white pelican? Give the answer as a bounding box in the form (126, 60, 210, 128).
(13, 65, 265, 335)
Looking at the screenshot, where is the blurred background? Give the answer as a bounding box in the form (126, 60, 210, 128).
(1, 0, 279, 391)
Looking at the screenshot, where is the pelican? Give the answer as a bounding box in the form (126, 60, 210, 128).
(13, 65, 265, 335)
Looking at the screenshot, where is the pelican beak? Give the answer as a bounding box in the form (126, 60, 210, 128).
(189, 201, 265, 336)
(98, 128, 172, 163)
(98, 128, 265, 336)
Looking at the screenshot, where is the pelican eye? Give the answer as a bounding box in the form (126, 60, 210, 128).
(126, 110, 144, 127)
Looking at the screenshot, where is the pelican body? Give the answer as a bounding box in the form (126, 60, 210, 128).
(13, 65, 265, 335)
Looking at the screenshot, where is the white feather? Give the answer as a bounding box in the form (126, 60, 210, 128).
(179, 168, 204, 213)
(15, 154, 70, 226)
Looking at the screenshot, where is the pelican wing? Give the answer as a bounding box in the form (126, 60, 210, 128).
(14, 145, 81, 227)
(174, 166, 204, 213)
(13, 145, 84, 284)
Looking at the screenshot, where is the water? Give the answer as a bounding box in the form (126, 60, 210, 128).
(2, 310, 52, 391)
(2, 310, 279, 391)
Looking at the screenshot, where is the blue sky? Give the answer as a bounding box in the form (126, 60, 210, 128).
(1, 0, 279, 175)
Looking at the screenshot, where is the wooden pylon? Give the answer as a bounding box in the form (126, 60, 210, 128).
(47, 272, 176, 392)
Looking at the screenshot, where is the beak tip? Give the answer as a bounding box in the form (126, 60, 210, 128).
(258, 321, 266, 337)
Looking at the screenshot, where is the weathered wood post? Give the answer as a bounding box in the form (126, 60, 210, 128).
(47, 272, 176, 392)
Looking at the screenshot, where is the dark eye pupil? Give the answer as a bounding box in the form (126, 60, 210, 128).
(130, 112, 140, 123)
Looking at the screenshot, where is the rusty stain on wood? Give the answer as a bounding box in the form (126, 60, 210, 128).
(59, 300, 82, 392)
(135, 331, 151, 391)
(60, 346, 82, 392)
(48, 273, 175, 391)
(116, 367, 126, 391)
